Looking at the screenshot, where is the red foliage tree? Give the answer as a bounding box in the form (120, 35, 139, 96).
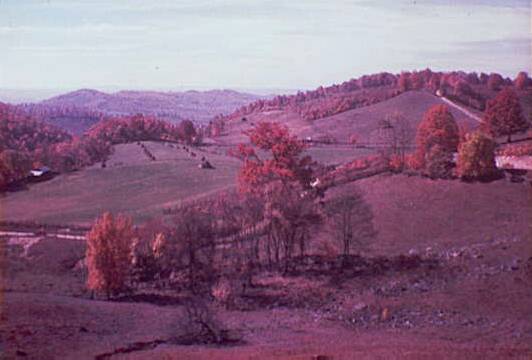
(514, 71, 531, 90)
(178, 119, 197, 144)
(398, 72, 411, 92)
(409, 71, 425, 90)
(487, 73, 504, 91)
(86, 212, 134, 298)
(415, 105, 459, 171)
(456, 131, 498, 180)
(482, 88, 529, 142)
(236, 122, 314, 193)
(428, 73, 441, 92)
(0, 150, 32, 188)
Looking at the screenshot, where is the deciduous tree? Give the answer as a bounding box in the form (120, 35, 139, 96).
(170, 204, 217, 294)
(456, 131, 498, 180)
(236, 122, 314, 193)
(487, 73, 504, 91)
(415, 105, 459, 171)
(482, 88, 529, 142)
(325, 191, 376, 259)
(0, 150, 31, 188)
(514, 71, 531, 90)
(86, 212, 134, 298)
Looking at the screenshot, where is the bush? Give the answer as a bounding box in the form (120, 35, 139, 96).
(388, 154, 404, 172)
(497, 143, 532, 157)
(178, 298, 240, 345)
(86, 212, 134, 298)
(456, 132, 498, 180)
(404, 154, 424, 171)
(211, 277, 244, 308)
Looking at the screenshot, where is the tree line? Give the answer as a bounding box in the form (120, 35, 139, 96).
(212, 69, 531, 127)
(0, 103, 201, 189)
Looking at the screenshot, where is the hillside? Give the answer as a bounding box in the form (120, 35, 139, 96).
(40, 88, 264, 125)
(2, 173, 531, 359)
(329, 173, 530, 255)
(1, 141, 241, 226)
(297, 91, 481, 143)
(219, 91, 482, 146)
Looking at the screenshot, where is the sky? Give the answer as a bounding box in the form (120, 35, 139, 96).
(0, 0, 530, 92)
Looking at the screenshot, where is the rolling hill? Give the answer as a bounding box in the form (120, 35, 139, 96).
(218, 91, 482, 146)
(1, 141, 242, 226)
(40, 88, 265, 125)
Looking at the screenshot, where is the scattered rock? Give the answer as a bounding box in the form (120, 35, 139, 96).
(352, 302, 366, 312)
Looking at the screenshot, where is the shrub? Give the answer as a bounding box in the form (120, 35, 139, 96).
(497, 143, 532, 157)
(388, 154, 404, 172)
(211, 277, 244, 308)
(86, 212, 134, 298)
(456, 132, 498, 180)
(179, 298, 239, 345)
(404, 153, 424, 171)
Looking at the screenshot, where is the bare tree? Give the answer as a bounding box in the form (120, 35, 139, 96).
(372, 111, 414, 167)
(170, 204, 217, 294)
(180, 297, 237, 345)
(268, 183, 321, 272)
(387, 111, 414, 165)
(325, 190, 376, 262)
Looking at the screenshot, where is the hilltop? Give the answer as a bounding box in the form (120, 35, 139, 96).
(213, 70, 531, 146)
(40, 88, 264, 124)
(219, 90, 483, 146)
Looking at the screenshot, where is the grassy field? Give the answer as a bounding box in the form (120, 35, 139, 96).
(325, 173, 531, 256)
(3, 171, 531, 359)
(0, 141, 241, 226)
(305, 145, 377, 165)
(219, 91, 482, 147)
(0, 140, 377, 226)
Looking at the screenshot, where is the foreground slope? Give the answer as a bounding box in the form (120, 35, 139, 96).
(330, 173, 530, 255)
(2, 173, 531, 359)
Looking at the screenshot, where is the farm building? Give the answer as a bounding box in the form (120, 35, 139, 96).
(29, 166, 51, 177)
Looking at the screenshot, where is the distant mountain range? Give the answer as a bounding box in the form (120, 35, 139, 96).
(39, 88, 266, 124)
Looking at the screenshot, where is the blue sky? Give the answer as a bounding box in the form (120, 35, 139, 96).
(0, 0, 530, 91)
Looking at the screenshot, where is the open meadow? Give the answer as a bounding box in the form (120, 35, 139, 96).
(0, 141, 241, 226)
